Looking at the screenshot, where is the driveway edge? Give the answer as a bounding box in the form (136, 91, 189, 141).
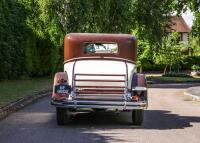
(0, 89, 51, 120)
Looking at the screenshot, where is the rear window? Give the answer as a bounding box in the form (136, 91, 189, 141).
(84, 43, 118, 54)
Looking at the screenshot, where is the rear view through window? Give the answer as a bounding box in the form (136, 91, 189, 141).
(84, 43, 118, 54)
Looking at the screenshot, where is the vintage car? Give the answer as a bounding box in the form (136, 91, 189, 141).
(51, 33, 148, 125)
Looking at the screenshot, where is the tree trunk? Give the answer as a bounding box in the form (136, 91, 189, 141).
(169, 64, 172, 73)
(164, 65, 168, 75)
(140, 66, 143, 73)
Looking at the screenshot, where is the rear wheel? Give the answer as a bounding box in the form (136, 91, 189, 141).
(132, 109, 144, 125)
(56, 107, 70, 125)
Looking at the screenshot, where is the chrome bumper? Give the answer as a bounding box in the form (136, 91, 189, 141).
(51, 100, 147, 110)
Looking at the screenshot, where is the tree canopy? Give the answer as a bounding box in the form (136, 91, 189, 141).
(0, 0, 199, 79)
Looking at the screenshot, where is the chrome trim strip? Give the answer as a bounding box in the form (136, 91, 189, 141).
(132, 87, 147, 91)
(71, 60, 77, 89)
(51, 100, 147, 110)
(63, 57, 135, 64)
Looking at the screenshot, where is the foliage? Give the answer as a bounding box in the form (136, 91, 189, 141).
(0, 0, 63, 79)
(146, 75, 200, 83)
(19, 0, 63, 76)
(131, 0, 176, 44)
(0, 0, 28, 79)
(52, 0, 134, 33)
(143, 64, 165, 72)
(154, 32, 184, 74)
(190, 12, 200, 57)
(54, 0, 177, 43)
(1, 0, 199, 79)
(189, 36, 200, 56)
(192, 12, 200, 37)
(162, 73, 192, 78)
(172, 0, 200, 13)
(137, 40, 153, 72)
(181, 56, 200, 70)
(191, 65, 200, 71)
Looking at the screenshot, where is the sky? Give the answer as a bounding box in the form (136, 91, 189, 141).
(182, 10, 194, 28)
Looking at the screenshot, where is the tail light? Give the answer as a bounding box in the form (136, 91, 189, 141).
(131, 90, 147, 101)
(52, 72, 70, 100)
(131, 73, 147, 101)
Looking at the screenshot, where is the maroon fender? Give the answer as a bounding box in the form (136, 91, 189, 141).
(131, 73, 147, 87)
(131, 73, 147, 101)
(52, 72, 69, 100)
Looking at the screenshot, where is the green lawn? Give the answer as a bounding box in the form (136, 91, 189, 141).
(0, 78, 52, 107)
(146, 74, 200, 83)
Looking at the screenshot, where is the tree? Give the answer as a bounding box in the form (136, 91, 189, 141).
(52, 0, 134, 33)
(189, 11, 200, 56)
(171, 0, 200, 13)
(192, 12, 200, 37)
(154, 32, 184, 74)
(189, 36, 200, 56)
(1, 0, 194, 79)
(18, 0, 63, 76)
(131, 0, 176, 44)
(0, 0, 28, 79)
(137, 40, 152, 73)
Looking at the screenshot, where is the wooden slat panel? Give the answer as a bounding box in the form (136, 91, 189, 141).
(75, 85, 125, 88)
(75, 91, 124, 94)
(75, 95, 124, 101)
(76, 89, 124, 92)
(75, 79, 125, 82)
(75, 73, 126, 76)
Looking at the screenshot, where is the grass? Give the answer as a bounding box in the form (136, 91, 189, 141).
(0, 77, 52, 107)
(146, 73, 200, 83)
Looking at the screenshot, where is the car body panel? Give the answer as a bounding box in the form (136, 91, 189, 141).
(64, 33, 137, 61)
(52, 33, 147, 111)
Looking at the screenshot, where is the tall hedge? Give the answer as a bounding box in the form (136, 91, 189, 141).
(0, 0, 61, 80)
(0, 0, 27, 79)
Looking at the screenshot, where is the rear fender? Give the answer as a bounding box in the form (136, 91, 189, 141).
(52, 72, 69, 100)
(131, 73, 147, 101)
(132, 73, 147, 87)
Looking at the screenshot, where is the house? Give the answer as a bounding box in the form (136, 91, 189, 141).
(166, 16, 191, 47)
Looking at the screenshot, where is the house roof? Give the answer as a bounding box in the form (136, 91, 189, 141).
(167, 16, 191, 33)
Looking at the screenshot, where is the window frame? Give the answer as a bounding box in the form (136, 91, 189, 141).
(83, 42, 119, 55)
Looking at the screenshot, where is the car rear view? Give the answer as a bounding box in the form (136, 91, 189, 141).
(51, 33, 148, 125)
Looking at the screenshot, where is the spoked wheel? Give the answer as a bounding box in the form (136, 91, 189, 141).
(132, 109, 144, 125)
(56, 107, 70, 125)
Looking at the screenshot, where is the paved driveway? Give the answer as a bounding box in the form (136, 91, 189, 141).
(0, 85, 200, 143)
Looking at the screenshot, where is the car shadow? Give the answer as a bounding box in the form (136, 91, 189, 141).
(10, 96, 200, 131)
(1, 109, 200, 143)
(142, 110, 200, 129)
(66, 109, 200, 130)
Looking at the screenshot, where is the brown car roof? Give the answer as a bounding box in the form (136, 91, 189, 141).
(64, 33, 137, 62)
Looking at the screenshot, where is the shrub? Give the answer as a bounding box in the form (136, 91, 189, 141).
(181, 56, 200, 70)
(191, 65, 200, 71)
(162, 73, 192, 78)
(143, 63, 165, 71)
